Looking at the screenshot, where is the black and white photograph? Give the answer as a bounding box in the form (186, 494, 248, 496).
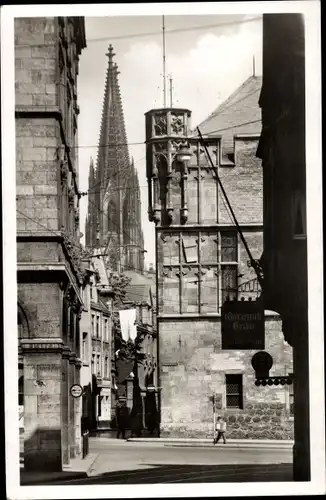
(1, 1, 324, 498)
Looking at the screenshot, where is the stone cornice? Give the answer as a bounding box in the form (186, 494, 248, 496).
(156, 223, 263, 231)
(17, 228, 87, 290)
(17, 230, 62, 241)
(20, 338, 64, 353)
(17, 262, 83, 305)
(15, 106, 63, 119)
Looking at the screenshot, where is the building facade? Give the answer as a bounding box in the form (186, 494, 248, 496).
(85, 45, 144, 274)
(257, 14, 309, 480)
(80, 251, 114, 434)
(16, 17, 86, 471)
(145, 78, 293, 439)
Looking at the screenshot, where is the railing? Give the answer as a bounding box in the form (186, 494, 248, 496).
(82, 430, 89, 459)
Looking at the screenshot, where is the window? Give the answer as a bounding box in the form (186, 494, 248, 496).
(104, 357, 109, 378)
(221, 231, 238, 304)
(221, 265, 238, 303)
(96, 355, 100, 375)
(96, 316, 100, 338)
(82, 332, 88, 362)
(226, 374, 243, 409)
(91, 354, 95, 374)
(91, 315, 95, 337)
(104, 319, 108, 341)
(182, 239, 198, 263)
(90, 282, 93, 300)
(221, 231, 237, 262)
(69, 308, 75, 340)
(161, 230, 240, 315)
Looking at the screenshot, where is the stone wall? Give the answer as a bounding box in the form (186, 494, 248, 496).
(219, 139, 263, 224)
(16, 116, 60, 232)
(159, 315, 293, 439)
(15, 16, 86, 470)
(18, 283, 61, 338)
(15, 17, 57, 108)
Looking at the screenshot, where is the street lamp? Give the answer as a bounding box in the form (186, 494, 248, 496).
(175, 143, 192, 163)
(174, 143, 192, 224)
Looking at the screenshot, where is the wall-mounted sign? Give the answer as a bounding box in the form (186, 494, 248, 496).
(70, 384, 83, 398)
(251, 351, 273, 378)
(221, 299, 265, 349)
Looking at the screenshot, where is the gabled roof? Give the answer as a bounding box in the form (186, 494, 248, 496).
(196, 76, 262, 154)
(123, 270, 153, 306)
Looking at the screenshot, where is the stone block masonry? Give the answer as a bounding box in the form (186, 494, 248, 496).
(16, 118, 60, 232)
(219, 139, 263, 224)
(15, 16, 87, 474)
(15, 18, 57, 108)
(159, 316, 293, 440)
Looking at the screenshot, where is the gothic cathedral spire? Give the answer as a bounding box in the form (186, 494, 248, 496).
(85, 45, 144, 273)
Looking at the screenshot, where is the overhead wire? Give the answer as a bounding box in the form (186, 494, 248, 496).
(16, 208, 257, 299)
(86, 195, 147, 254)
(16, 16, 262, 48)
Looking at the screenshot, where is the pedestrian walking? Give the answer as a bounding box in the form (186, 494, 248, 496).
(214, 416, 227, 444)
(116, 400, 129, 439)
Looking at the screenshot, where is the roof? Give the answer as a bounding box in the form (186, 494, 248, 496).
(91, 249, 110, 286)
(195, 76, 262, 154)
(123, 271, 154, 306)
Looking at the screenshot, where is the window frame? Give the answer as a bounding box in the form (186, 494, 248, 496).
(161, 229, 239, 315)
(225, 373, 244, 410)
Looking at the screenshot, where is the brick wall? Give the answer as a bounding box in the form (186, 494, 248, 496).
(159, 315, 293, 439)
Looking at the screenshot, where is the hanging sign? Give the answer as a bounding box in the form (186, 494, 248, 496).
(221, 299, 265, 350)
(70, 384, 83, 398)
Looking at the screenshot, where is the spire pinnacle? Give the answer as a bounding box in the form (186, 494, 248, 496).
(114, 62, 120, 76)
(106, 44, 115, 64)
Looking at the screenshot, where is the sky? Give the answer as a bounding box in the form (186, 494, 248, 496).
(77, 13, 263, 268)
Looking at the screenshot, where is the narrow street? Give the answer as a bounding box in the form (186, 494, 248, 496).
(43, 439, 293, 484)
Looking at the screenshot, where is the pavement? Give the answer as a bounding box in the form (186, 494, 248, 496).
(20, 437, 293, 485)
(127, 437, 294, 449)
(20, 453, 98, 486)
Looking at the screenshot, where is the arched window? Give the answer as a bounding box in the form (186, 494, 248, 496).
(108, 200, 117, 233)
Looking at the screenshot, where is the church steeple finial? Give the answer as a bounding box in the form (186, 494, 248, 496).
(106, 44, 115, 65)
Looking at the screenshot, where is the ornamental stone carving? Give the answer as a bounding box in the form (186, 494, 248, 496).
(171, 114, 185, 135)
(68, 186, 75, 211)
(60, 161, 69, 187)
(61, 227, 84, 284)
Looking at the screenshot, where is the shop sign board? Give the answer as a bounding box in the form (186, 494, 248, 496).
(221, 299, 265, 349)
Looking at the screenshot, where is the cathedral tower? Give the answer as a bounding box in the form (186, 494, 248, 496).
(85, 45, 144, 272)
